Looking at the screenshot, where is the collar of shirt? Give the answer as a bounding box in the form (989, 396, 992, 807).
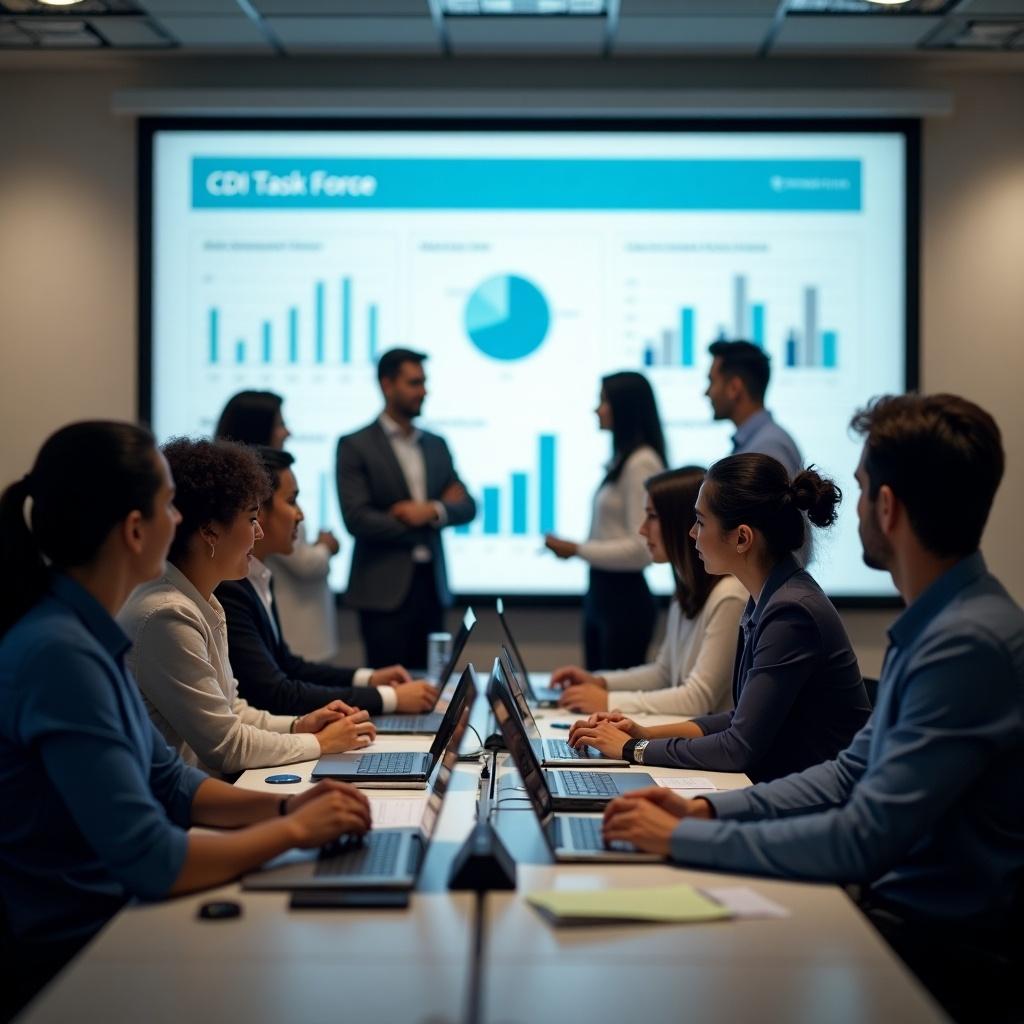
(50, 571, 131, 662)
(247, 556, 273, 606)
(163, 562, 227, 635)
(740, 554, 803, 637)
(886, 551, 988, 651)
(379, 412, 422, 445)
(731, 408, 774, 451)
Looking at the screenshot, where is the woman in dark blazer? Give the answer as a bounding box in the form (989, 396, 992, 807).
(569, 453, 870, 783)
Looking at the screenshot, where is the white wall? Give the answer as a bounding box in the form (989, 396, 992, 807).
(2, 55, 1022, 675)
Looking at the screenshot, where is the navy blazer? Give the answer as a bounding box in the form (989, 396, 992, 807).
(645, 556, 871, 783)
(217, 578, 382, 716)
(337, 419, 476, 612)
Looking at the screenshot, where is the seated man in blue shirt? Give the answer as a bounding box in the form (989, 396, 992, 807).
(602, 392, 1024, 1024)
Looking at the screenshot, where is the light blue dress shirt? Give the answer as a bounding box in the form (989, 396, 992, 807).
(731, 408, 803, 480)
(670, 553, 1024, 926)
(0, 574, 207, 944)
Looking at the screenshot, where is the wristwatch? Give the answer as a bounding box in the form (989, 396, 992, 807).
(624, 739, 650, 765)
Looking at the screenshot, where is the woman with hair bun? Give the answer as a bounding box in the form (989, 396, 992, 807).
(569, 453, 870, 783)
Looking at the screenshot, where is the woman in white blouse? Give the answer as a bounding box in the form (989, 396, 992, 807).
(544, 372, 667, 669)
(119, 438, 376, 778)
(551, 466, 746, 716)
(215, 390, 340, 660)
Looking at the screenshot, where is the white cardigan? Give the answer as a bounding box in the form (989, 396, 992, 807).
(601, 574, 747, 716)
(118, 563, 320, 777)
(576, 446, 665, 572)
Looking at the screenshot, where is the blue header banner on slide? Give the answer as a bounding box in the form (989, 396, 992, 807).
(191, 157, 862, 212)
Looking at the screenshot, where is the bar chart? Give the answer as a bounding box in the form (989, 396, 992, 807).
(784, 286, 839, 368)
(206, 274, 383, 369)
(455, 434, 557, 536)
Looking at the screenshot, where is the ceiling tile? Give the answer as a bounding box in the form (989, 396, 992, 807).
(621, 0, 780, 12)
(89, 15, 172, 46)
(773, 14, 942, 49)
(954, 0, 1024, 12)
(446, 14, 606, 52)
(158, 15, 273, 49)
(136, 0, 244, 13)
(253, 0, 430, 12)
(267, 15, 441, 52)
(614, 15, 774, 52)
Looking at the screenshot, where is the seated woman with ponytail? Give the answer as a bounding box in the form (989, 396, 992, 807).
(0, 423, 371, 1020)
(569, 454, 870, 783)
(119, 437, 376, 778)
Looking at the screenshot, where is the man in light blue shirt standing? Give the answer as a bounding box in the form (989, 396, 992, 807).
(602, 393, 1024, 1024)
(705, 339, 803, 478)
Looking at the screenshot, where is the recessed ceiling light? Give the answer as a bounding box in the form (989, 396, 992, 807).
(36, 0, 87, 6)
(864, 0, 913, 5)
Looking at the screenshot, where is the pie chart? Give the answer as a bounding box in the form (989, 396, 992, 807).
(464, 274, 550, 361)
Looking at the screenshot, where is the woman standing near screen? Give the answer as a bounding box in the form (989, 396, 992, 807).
(215, 390, 341, 661)
(544, 372, 667, 669)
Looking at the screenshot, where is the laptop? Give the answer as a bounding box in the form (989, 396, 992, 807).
(311, 664, 477, 788)
(496, 648, 628, 768)
(486, 660, 656, 812)
(242, 680, 472, 891)
(495, 598, 561, 706)
(488, 664, 661, 863)
(374, 607, 476, 735)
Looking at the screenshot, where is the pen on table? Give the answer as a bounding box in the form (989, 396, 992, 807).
(550, 722, 571, 730)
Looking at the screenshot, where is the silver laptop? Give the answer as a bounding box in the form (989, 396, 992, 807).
(497, 648, 628, 768)
(486, 659, 655, 812)
(487, 661, 660, 862)
(242, 672, 474, 891)
(310, 664, 477, 788)
(495, 598, 561, 705)
(373, 608, 476, 735)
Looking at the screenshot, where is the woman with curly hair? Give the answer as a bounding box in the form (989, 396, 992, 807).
(118, 438, 376, 778)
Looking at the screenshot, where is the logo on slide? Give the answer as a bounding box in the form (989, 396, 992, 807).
(464, 274, 551, 361)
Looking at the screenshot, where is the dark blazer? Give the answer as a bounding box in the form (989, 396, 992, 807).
(646, 555, 871, 783)
(217, 578, 382, 716)
(337, 419, 476, 612)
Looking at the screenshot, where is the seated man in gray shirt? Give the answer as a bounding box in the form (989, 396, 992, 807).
(602, 393, 1024, 1024)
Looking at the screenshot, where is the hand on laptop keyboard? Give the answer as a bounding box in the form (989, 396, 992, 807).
(284, 780, 372, 848)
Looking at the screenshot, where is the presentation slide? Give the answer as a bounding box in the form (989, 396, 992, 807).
(148, 125, 908, 598)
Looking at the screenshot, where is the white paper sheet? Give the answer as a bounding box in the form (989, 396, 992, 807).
(701, 886, 791, 919)
(654, 777, 718, 791)
(368, 797, 426, 829)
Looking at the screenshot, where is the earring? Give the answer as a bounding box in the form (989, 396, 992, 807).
(209, 542, 216, 560)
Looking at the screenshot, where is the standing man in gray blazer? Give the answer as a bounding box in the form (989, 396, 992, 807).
(337, 348, 476, 668)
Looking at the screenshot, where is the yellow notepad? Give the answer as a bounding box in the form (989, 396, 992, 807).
(526, 885, 732, 925)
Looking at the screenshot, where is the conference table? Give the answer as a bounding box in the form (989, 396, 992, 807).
(20, 675, 947, 1024)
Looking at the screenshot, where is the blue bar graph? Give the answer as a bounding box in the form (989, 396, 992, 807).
(539, 435, 556, 534)
(288, 307, 299, 364)
(511, 473, 528, 535)
(208, 308, 219, 363)
(341, 277, 352, 364)
(319, 473, 330, 527)
(262, 321, 271, 364)
(822, 330, 838, 368)
(681, 307, 695, 367)
(483, 487, 501, 535)
(315, 282, 325, 364)
(786, 331, 798, 368)
(643, 346, 656, 367)
(235, 339, 245, 365)
(454, 522, 471, 535)
(751, 304, 765, 347)
(368, 304, 378, 362)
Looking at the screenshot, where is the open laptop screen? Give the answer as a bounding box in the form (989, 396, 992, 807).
(487, 658, 554, 824)
(498, 646, 543, 742)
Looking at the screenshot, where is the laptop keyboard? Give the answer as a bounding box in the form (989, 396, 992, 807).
(376, 714, 440, 732)
(315, 831, 403, 878)
(545, 739, 588, 760)
(555, 770, 618, 797)
(356, 752, 419, 775)
(554, 815, 637, 854)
